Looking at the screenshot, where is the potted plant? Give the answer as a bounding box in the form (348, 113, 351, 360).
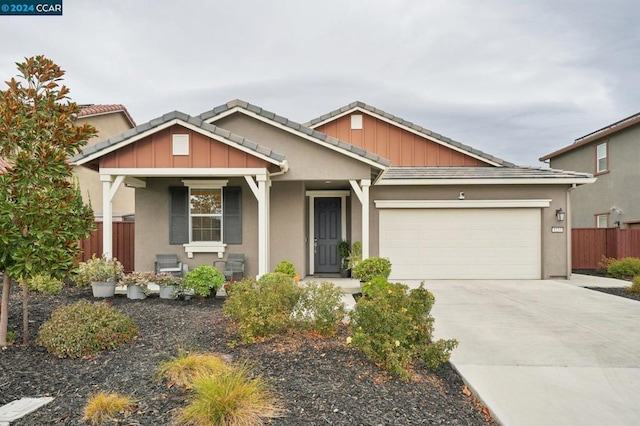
(338, 240, 351, 278)
(120, 271, 154, 300)
(75, 254, 125, 297)
(182, 265, 225, 298)
(155, 272, 182, 300)
(275, 260, 300, 282)
(347, 241, 362, 271)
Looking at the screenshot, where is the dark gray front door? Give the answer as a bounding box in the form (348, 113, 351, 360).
(314, 197, 341, 273)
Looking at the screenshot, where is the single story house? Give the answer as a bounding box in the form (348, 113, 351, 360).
(71, 100, 594, 280)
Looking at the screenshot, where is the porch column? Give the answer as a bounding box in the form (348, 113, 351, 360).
(349, 179, 371, 260)
(100, 174, 113, 259)
(245, 174, 270, 277)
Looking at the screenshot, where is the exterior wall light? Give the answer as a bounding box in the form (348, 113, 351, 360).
(555, 208, 565, 222)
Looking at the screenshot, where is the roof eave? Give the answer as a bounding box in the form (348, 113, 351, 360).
(376, 177, 598, 186)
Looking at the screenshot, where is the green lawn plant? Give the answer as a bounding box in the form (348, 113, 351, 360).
(183, 264, 225, 297)
(352, 257, 392, 282)
(83, 392, 135, 425)
(292, 281, 346, 336)
(606, 257, 640, 280)
(350, 280, 458, 380)
(0, 56, 96, 345)
(36, 300, 138, 358)
(157, 351, 230, 388)
(274, 260, 297, 278)
(627, 276, 640, 295)
(26, 274, 65, 295)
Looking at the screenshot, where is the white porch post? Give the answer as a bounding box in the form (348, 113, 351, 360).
(245, 174, 270, 277)
(100, 174, 113, 259)
(349, 179, 371, 260)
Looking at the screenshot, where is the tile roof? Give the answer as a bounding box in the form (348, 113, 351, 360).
(381, 166, 593, 180)
(77, 104, 136, 127)
(540, 111, 640, 161)
(72, 110, 286, 165)
(305, 101, 516, 168)
(199, 99, 392, 168)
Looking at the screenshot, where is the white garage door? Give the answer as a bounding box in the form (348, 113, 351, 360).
(379, 208, 541, 279)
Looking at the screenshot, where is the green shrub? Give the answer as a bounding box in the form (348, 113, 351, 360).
(183, 264, 226, 297)
(36, 300, 138, 358)
(175, 364, 283, 426)
(348, 241, 362, 269)
(26, 274, 64, 295)
(157, 352, 231, 388)
(293, 281, 346, 336)
(607, 257, 640, 279)
(361, 275, 391, 297)
(352, 257, 391, 282)
(274, 260, 297, 278)
(350, 282, 458, 380)
(627, 276, 640, 295)
(83, 392, 135, 425)
(223, 273, 303, 343)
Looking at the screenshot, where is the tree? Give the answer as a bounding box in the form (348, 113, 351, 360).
(0, 56, 96, 346)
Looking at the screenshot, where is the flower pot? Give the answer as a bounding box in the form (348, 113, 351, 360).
(159, 285, 177, 300)
(126, 284, 147, 300)
(340, 268, 351, 278)
(91, 281, 116, 298)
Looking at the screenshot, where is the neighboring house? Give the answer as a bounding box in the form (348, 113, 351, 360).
(540, 112, 640, 229)
(75, 104, 136, 220)
(71, 100, 594, 280)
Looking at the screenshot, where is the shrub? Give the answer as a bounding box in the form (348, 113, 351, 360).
(36, 300, 138, 358)
(350, 282, 458, 380)
(223, 273, 303, 343)
(183, 264, 226, 297)
(606, 257, 640, 279)
(74, 254, 124, 287)
(157, 352, 230, 388)
(338, 240, 350, 269)
(352, 257, 392, 282)
(175, 364, 284, 426)
(293, 281, 346, 335)
(361, 275, 391, 297)
(348, 241, 362, 269)
(597, 255, 616, 274)
(627, 276, 640, 295)
(26, 274, 64, 295)
(83, 392, 135, 425)
(274, 260, 297, 278)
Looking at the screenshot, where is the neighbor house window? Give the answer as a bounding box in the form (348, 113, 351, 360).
(596, 142, 608, 173)
(189, 188, 222, 242)
(596, 214, 608, 228)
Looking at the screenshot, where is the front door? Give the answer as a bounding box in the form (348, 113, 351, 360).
(314, 197, 341, 273)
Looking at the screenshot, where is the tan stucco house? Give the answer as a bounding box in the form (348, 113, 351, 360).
(540, 112, 640, 229)
(71, 100, 594, 280)
(75, 104, 136, 220)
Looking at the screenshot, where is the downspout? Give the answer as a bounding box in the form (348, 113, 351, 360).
(566, 183, 576, 279)
(268, 160, 289, 178)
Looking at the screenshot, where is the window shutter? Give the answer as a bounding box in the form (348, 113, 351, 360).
(169, 187, 189, 244)
(223, 187, 242, 244)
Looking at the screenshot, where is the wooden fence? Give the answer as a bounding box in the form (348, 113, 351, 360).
(79, 222, 135, 272)
(572, 228, 640, 269)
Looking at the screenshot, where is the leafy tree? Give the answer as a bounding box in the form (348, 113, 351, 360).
(0, 56, 96, 345)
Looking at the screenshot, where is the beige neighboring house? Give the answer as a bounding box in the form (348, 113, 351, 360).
(75, 104, 136, 220)
(71, 100, 595, 280)
(540, 112, 640, 229)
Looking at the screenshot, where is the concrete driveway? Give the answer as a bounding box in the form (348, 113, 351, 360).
(409, 276, 640, 426)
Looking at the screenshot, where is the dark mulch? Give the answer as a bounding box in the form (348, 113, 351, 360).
(586, 286, 640, 302)
(0, 284, 494, 425)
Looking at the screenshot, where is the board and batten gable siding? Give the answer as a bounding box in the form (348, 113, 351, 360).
(99, 125, 270, 169)
(315, 113, 486, 167)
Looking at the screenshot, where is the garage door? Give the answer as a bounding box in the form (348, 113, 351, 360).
(379, 208, 541, 279)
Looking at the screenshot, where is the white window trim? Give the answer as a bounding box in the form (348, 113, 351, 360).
(182, 180, 229, 258)
(172, 134, 190, 156)
(596, 142, 608, 173)
(596, 214, 608, 228)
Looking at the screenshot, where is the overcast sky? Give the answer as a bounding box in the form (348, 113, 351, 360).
(1, 0, 638, 166)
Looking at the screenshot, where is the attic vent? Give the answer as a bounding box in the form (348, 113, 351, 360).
(351, 114, 363, 130)
(172, 134, 189, 156)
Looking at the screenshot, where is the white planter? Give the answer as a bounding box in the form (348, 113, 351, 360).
(126, 284, 147, 300)
(91, 281, 116, 298)
(159, 285, 177, 300)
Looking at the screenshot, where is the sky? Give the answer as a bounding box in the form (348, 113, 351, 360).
(1, 0, 639, 166)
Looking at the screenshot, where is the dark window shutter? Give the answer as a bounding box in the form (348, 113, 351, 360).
(223, 187, 242, 244)
(169, 187, 189, 244)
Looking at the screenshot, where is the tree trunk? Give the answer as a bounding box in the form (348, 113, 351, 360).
(22, 279, 28, 345)
(0, 273, 10, 346)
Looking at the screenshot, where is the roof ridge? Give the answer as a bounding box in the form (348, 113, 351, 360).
(304, 101, 516, 168)
(77, 104, 136, 127)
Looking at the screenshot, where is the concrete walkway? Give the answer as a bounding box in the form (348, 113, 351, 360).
(413, 277, 640, 426)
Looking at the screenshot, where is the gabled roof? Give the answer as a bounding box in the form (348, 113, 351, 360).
(78, 104, 136, 127)
(378, 166, 595, 185)
(540, 111, 640, 161)
(305, 101, 515, 168)
(199, 99, 391, 169)
(71, 110, 286, 167)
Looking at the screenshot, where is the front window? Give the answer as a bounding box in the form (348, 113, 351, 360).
(596, 214, 608, 228)
(190, 188, 222, 242)
(596, 142, 608, 173)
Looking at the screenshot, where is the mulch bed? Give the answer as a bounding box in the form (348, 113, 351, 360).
(586, 286, 640, 301)
(0, 284, 495, 425)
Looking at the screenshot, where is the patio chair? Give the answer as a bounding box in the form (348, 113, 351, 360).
(155, 254, 184, 277)
(214, 253, 245, 282)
